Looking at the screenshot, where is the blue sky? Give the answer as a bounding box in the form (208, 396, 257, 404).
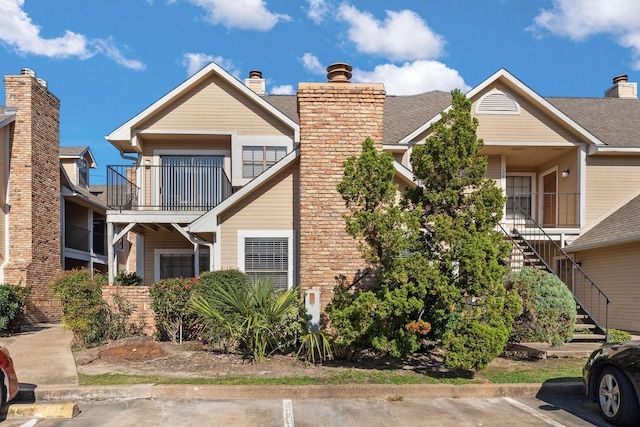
(2, 0, 640, 184)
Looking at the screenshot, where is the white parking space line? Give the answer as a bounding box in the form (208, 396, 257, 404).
(504, 397, 566, 427)
(283, 399, 294, 427)
(20, 420, 38, 427)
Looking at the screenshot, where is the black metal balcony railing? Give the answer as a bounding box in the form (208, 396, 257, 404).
(107, 164, 233, 211)
(65, 224, 106, 255)
(507, 192, 580, 228)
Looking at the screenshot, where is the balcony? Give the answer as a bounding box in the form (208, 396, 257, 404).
(65, 224, 106, 255)
(507, 192, 580, 229)
(107, 164, 233, 211)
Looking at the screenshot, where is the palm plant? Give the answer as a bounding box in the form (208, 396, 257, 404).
(191, 278, 302, 362)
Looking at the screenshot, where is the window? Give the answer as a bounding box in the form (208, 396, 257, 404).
(242, 146, 287, 178)
(159, 253, 210, 280)
(506, 175, 532, 219)
(244, 237, 289, 290)
(78, 158, 88, 187)
(161, 155, 226, 209)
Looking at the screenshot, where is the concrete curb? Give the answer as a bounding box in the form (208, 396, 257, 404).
(28, 382, 583, 402)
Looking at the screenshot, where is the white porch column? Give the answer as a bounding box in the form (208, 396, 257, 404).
(107, 222, 115, 284)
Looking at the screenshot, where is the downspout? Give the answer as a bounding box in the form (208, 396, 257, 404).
(171, 224, 215, 272)
(119, 150, 137, 163)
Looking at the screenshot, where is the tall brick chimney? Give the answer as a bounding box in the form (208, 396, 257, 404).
(297, 62, 385, 315)
(4, 68, 62, 321)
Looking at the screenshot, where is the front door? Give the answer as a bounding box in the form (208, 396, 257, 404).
(543, 172, 557, 227)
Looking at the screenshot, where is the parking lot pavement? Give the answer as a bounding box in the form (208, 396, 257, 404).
(0, 395, 608, 427)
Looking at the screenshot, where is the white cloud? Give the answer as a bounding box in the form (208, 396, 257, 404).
(307, 0, 329, 24)
(352, 60, 470, 95)
(182, 53, 240, 77)
(529, 0, 640, 69)
(337, 5, 445, 62)
(301, 53, 325, 74)
(270, 84, 294, 95)
(187, 0, 291, 31)
(0, 0, 144, 69)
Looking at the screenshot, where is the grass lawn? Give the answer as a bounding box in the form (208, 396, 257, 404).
(78, 358, 584, 387)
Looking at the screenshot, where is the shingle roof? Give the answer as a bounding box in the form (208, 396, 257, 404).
(59, 146, 90, 157)
(264, 91, 452, 145)
(566, 192, 640, 252)
(546, 97, 640, 148)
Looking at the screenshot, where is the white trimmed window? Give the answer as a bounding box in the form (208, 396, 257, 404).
(238, 230, 294, 290)
(242, 146, 287, 178)
(155, 249, 210, 281)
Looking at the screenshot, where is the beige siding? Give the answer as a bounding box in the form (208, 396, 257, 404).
(61, 161, 76, 184)
(486, 155, 501, 188)
(137, 75, 291, 137)
(585, 155, 640, 226)
(473, 83, 578, 144)
(539, 149, 579, 227)
(574, 242, 640, 332)
(142, 231, 194, 285)
(219, 164, 297, 270)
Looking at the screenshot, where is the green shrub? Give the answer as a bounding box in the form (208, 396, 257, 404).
(608, 328, 632, 343)
(149, 277, 201, 343)
(51, 270, 142, 347)
(115, 271, 142, 286)
(504, 269, 576, 346)
(0, 284, 30, 335)
(190, 278, 308, 362)
(51, 269, 110, 347)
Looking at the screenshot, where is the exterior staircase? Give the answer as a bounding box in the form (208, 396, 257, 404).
(499, 217, 609, 343)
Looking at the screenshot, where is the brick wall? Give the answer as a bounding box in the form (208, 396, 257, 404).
(297, 81, 385, 313)
(102, 285, 155, 335)
(4, 72, 62, 321)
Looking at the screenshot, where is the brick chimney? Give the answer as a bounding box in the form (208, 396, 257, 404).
(605, 74, 638, 98)
(4, 68, 62, 321)
(297, 62, 385, 315)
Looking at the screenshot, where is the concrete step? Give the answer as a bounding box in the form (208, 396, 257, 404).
(571, 333, 606, 342)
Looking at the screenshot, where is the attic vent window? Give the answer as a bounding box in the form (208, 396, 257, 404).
(476, 90, 520, 115)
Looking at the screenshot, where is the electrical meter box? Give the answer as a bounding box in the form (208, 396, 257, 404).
(305, 289, 320, 332)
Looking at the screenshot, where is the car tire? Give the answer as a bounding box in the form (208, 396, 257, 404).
(597, 366, 640, 426)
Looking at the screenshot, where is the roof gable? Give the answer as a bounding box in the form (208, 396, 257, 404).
(106, 62, 300, 150)
(397, 69, 605, 147)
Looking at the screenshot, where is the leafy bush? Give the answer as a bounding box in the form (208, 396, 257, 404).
(115, 271, 142, 286)
(190, 278, 308, 362)
(51, 269, 110, 347)
(504, 269, 576, 346)
(608, 328, 632, 343)
(0, 284, 30, 335)
(51, 269, 141, 347)
(149, 277, 201, 343)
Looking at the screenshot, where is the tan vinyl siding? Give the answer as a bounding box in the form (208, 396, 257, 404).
(219, 164, 297, 270)
(61, 162, 76, 184)
(585, 155, 640, 226)
(539, 149, 579, 227)
(574, 242, 640, 332)
(142, 231, 194, 285)
(472, 83, 578, 144)
(137, 76, 291, 137)
(486, 155, 501, 187)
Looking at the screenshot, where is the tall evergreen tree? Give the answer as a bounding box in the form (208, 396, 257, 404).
(405, 89, 519, 370)
(330, 90, 520, 370)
